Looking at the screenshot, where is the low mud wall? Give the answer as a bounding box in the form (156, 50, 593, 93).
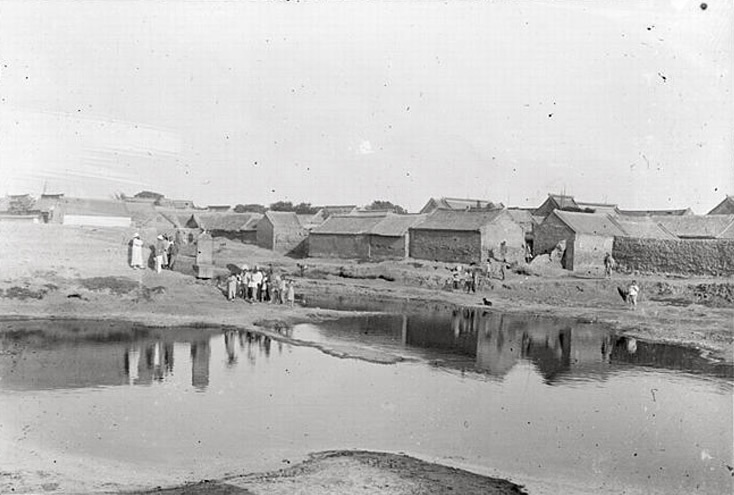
(613, 237, 734, 276)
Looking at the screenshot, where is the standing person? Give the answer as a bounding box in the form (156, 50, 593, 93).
(627, 280, 640, 309)
(130, 233, 144, 269)
(604, 252, 616, 279)
(161, 235, 170, 269)
(244, 269, 254, 302)
(286, 280, 295, 308)
(261, 273, 270, 303)
(154, 235, 165, 273)
(278, 274, 287, 304)
(168, 239, 179, 270)
(251, 267, 263, 302)
(469, 266, 478, 293)
(226, 272, 237, 301)
(271, 273, 282, 304)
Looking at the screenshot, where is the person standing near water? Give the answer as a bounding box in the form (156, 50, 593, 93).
(130, 233, 144, 269)
(286, 280, 295, 308)
(627, 280, 640, 309)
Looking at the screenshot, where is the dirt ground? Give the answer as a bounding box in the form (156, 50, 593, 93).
(0, 223, 732, 494)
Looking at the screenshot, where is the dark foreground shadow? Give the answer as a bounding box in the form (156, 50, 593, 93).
(123, 450, 528, 495)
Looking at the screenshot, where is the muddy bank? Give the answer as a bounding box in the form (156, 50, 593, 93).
(129, 450, 528, 495)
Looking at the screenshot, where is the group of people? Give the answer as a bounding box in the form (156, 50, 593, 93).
(129, 233, 180, 272)
(225, 264, 295, 306)
(451, 264, 480, 293)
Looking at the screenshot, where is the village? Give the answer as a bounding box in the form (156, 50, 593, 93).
(2, 191, 733, 279)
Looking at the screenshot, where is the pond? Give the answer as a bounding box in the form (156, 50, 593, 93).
(0, 313, 731, 494)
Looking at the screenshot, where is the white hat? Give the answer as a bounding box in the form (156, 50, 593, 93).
(133, 233, 140, 238)
(157, 235, 163, 240)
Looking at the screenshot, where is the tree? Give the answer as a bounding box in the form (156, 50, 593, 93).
(294, 202, 319, 215)
(365, 200, 407, 215)
(133, 190, 165, 201)
(269, 201, 295, 212)
(8, 195, 35, 215)
(234, 203, 266, 214)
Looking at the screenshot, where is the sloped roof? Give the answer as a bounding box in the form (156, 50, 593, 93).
(197, 213, 258, 231)
(655, 215, 734, 239)
(60, 198, 130, 218)
(615, 217, 677, 240)
(371, 214, 427, 236)
(551, 210, 626, 237)
(505, 208, 534, 228)
(707, 195, 734, 215)
(547, 194, 579, 209)
(310, 215, 385, 235)
(618, 208, 692, 217)
(411, 209, 506, 232)
(576, 202, 618, 214)
(264, 210, 303, 229)
(420, 197, 501, 214)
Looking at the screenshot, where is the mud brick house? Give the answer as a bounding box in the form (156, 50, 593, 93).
(308, 215, 384, 259)
(707, 195, 734, 215)
(534, 194, 618, 218)
(534, 211, 626, 272)
(184, 213, 261, 243)
(419, 197, 502, 215)
(408, 209, 524, 264)
(309, 205, 357, 226)
(309, 213, 426, 260)
(256, 211, 307, 255)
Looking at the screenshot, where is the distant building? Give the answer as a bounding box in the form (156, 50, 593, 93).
(206, 205, 231, 212)
(309, 205, 358, 225)
(654, 215, 734, 239)
(256, 211, 308, 255)
(309, 213, 426, 260)
(534, 193, 618, 218)
(707, 195, 734, 215)
(409, 209, 524, 264)
(39, 197, 132, 227)
(184, 212, 261, 243)
(618, 208, 693, 217)
(419, 197, 502, 215)
(534, 211, 626, 272)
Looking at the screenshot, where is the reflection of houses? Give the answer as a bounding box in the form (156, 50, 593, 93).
(409, 209, 525, 264)
(190, 340, 211, 390)
(256, 211, 308, 255)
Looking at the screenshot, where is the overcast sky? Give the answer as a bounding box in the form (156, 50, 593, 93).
(0, 0, 731, 213)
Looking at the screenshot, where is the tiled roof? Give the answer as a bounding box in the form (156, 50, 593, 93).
(655, 215, 734, 239)
(197, 213, 259, 231)
(615, 217, 677, 239)
(552, 210, 626, 237)
(370, 214, 427, 236)
(618, 209, 692, 217)
(411, 209, 505, 231)
(310, 215, 384, 235)
(264, 211, 303, 229)
(548, 194, 579, 210)
(707, 196, 734, 215)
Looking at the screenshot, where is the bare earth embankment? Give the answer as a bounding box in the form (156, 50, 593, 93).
(0, 223, 731, 494)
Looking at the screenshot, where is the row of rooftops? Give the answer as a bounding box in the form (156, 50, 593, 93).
(2, 193, 734, 239)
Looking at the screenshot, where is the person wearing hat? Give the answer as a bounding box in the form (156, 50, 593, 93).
(154, 235, 166, 273)
(130, 233, 145, 269)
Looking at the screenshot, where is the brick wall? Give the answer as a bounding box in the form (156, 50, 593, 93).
(613, 237, 734, 276)
(309, 233, 370, 259)
(369, 234, 407, 260)
(572, 234, 614, 275)
(409, 230, 482, 263)
(481, 215, 526, 263)
(534, 213, 574, 256)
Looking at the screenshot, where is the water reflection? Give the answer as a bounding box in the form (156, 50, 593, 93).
(301, 308, 733, 383)
(0, 321, 284, 392)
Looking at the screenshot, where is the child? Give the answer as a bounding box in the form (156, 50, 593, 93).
(627, 280, 640, 309)
(286, 280, 295, 308)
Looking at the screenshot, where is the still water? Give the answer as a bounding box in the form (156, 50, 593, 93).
(0, 313, 731, 494)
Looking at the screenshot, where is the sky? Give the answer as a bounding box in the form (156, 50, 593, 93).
(0, 0, 731, 213)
